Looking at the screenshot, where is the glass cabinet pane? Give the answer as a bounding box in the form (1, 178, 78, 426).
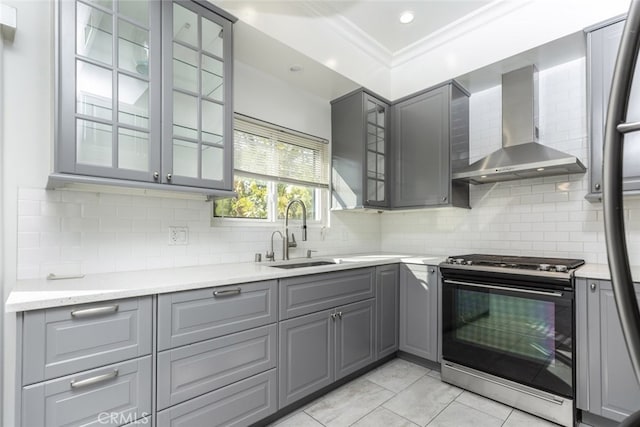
(77, 119, 112, 166)
(173, 91, 198, 139)
(118, 19, 149, 76)
(76, 2, 113, 64)
(118, 73, 149, 128)
(173, 3, 198, 47)
(118, 127, 149, 171)
(173, 139, 198, 178)
(202, 54, 223, 101)
(202, 145, 223, 181)
(202, 19, 223, 57)
(173, 43, 198, 92)
(201, 99, 223, 144)
(76, 60, 112, 120)
(119, 0, 148, 25)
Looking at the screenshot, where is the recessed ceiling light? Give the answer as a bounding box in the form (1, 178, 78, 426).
(399, 11, 414, 24)
(537, 167, 545, 171)
(481, 175, 487, 179)
(289, 64, 303, 72)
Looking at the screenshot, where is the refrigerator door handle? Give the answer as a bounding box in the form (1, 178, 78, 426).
(603, 0, 640, 391)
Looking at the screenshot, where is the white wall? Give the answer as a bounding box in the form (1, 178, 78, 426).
(381, 58, 640, 263)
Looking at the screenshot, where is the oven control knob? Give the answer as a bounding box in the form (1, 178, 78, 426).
(466, 260, 473, 266)
(539, 264, 551, 271)
(555, 265, 568, 273)
(447, 257, 456, 264)
(455, 258, 465, 265)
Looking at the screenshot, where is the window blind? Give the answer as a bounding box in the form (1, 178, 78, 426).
(233, 114, 329, 188)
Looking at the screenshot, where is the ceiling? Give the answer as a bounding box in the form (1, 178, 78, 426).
(310, 0, 496, 54)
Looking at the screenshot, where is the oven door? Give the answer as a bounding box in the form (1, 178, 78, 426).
(442, 277, 574, 399)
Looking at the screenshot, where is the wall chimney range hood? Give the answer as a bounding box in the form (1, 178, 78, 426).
(453, 65, 586, 184)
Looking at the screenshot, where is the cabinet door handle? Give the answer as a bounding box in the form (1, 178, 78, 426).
(70, 305, 119, 318)
(70, 369, 119, 389)
(337, 311, 343, 319)
(213, 288, 242, 297)
(330, 313, 337, 321)
(590, 283, 597, 292)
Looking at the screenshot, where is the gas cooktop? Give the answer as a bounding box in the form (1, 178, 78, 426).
(441, 254, 585, 274)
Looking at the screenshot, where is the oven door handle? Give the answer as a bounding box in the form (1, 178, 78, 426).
(443, 279, 564, 298)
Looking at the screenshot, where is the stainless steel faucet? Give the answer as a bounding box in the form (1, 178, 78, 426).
(284, 200, 307, 260)
(266, 230, 285, 261)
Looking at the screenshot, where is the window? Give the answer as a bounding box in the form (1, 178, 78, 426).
(214, 115, 329, 222)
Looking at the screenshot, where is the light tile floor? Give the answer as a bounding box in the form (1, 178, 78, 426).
(270, 358, 560, 427)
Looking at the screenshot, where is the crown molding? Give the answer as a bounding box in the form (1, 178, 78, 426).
(391, 0, 533, 67)
(299, 1, 393, 68)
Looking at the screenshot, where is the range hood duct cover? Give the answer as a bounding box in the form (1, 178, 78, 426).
(453, 65, 586, 184)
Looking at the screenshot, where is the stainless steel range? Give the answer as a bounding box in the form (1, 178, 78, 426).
(439, 254, 584, 427)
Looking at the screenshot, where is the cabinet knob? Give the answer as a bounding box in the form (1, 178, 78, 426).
(441, 196, 447, 203)
(429, 268, 435, 274)
(337, 311, 343, 319)
(153, 171, 159, 180)
(590, 282, 597, 292)
(595, 183, 601, 190)
(330, 313, 337, 321)
(167, 173, 172, 182)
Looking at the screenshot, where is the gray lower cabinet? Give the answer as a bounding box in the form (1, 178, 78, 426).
(587, 17, 640, 198)
(22, 356, 152, 427)
(279, 298, 376, 408)
(335, 299, 376, 379)
(392, 81, 469, 209)
(157, 324, 277, 410)
(577, 279, 640, 422)
(376, 264, 399, 359)
(156, 369, 278, 427)
(278, 309, 334, 408)
(22, 296, 152, 385)
(157, 280, 277, 350)
(279, 268, 375, 319)
(399, 264, 439, 361)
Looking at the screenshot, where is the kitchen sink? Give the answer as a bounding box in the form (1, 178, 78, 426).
(269, 260, 337, 269)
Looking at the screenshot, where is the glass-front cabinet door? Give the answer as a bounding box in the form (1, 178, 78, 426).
(161, 1, 233, 189)
(56, 0, 234, 191)
(365, 95, 388, 207)
(58, 0, 161, 182)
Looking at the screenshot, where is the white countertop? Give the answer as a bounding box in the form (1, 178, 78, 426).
(5, 253, 446, 312)
(576, 263, 640, 282)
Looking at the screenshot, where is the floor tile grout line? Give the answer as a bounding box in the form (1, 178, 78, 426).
(424, 387, 465, 427)
(454, 394, 514, 422)
(381, 405, 424, 427)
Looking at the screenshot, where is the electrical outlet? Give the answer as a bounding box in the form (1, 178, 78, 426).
(169, 226, 189, 245)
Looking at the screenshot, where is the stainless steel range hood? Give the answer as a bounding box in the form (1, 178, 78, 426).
(453, 65, 586, 184)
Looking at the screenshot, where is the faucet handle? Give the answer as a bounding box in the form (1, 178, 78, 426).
(265, 250, 275, 262)
(288, 233, 297, 248)
(306, 250, 317, 258)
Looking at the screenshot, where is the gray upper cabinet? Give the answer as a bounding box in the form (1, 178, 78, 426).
(331, 89, 391, 209)
(399, 264, 439, 362)
(392, 82, 469, 209)
(55, 0, 235, 195)
(376, 264, 399, 359)
(587, 17, 640, 199)
(576, 279, 640, 423)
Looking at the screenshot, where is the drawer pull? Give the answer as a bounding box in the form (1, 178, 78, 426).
(70, 369, 119, 389)
(70, 305, 119, 318)
(213, 288, 242, 298)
